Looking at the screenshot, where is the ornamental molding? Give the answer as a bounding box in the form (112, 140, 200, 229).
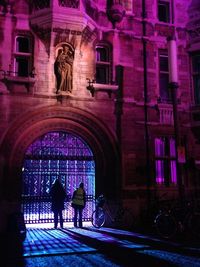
(30, 24, 97, 53)
(155, 24, 175, 37)
(0, 105, 118, 162)
(53, 28, 82, 35)
(53, 25, 97, 47)
(14, 30, 33, 37)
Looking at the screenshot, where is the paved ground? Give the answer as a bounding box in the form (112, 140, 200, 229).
(2, 226, 200, 267)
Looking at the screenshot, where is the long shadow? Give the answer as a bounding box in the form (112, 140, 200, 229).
(62, 227, 178, 267)
(23, 227, 200, 266)
(84, 227, 200, 258)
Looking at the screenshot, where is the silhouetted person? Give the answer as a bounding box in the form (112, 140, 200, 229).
(50, 179, 66, 229)
(72, 182, 86, 228)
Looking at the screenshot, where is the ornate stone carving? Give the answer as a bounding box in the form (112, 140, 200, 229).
(53, 28, 82, 47)
(107, 3, 126, 28)
(54, 44, 74, 94)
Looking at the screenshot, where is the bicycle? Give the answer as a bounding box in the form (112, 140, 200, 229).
(154, 199, 200, 239)
(91, 195, 134, 230)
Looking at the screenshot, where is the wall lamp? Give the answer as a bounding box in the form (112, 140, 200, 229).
(86, 78, 119, 98)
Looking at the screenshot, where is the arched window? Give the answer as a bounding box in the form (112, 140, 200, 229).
(95, 44, 112, 84)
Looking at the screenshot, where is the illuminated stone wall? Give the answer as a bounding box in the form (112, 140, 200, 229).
(0, 0, 200, 230)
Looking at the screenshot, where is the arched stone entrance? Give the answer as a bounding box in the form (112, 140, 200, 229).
(0, 105, 120, 221)
(22, 130, 95, 224)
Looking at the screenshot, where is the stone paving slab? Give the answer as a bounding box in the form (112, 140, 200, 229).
(23, 228, 96, 257)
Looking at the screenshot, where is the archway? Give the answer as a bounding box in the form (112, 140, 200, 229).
(22, 131, 95, 224)
(0, 105, 120, 224)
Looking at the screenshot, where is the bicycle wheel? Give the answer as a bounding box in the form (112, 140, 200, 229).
(188, 212, 200, 238)
(91, 208, 106, 228)
(154, 212, 177, 239)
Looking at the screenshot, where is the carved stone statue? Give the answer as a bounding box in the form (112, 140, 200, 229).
(54, 45, 74, 94)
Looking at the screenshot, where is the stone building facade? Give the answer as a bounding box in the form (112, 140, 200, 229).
(0, 0, 200, 228)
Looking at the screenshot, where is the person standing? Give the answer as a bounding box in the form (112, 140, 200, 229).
(50, 179, 66, 229)
(72, 182, 86, 228)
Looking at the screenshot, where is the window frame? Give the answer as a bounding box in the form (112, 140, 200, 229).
(158, 49, 172, 103)
(158, 0, 173, 24)
(155, 136, 177, 186)
(191, 53, 200, 105)
(14, 35, 33, 77)
(95, 44, 112, 84)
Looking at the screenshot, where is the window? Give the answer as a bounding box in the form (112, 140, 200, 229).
(155, 137, 177, 185)
(95, 44, 111, 84)
(158, 0, 172, 23)
(58, 0, 79, 8)
(15, 57, 29, 77)
(191, 54, 200, 105)
(14, 36, 32, 77)
(32, 0, 50, 10)
(16, 37, 30, 53)
(159, 50, 171, 103)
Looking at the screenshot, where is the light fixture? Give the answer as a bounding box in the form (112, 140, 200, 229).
(86, 78, 119, 98)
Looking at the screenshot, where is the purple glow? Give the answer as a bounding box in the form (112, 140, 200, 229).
(23, 131, 95, 197)
(155, 160, 164, 184)
(170, 161, 177, 184)
(22, 131, 95, 224)
(169, 138, 176, 157)
(155, 137, 177, 184)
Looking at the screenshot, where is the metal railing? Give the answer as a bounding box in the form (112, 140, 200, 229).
(22, 194, 95, 224)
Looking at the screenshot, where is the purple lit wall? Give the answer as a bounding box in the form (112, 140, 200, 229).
(0, 0, 200, 231)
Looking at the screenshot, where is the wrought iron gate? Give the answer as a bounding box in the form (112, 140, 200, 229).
(21, 131, 95, 224)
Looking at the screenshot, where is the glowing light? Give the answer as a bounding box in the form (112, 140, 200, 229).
(26, 221, 92, 229)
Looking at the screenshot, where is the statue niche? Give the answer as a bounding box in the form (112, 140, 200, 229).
(54, 44, 74, 94)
